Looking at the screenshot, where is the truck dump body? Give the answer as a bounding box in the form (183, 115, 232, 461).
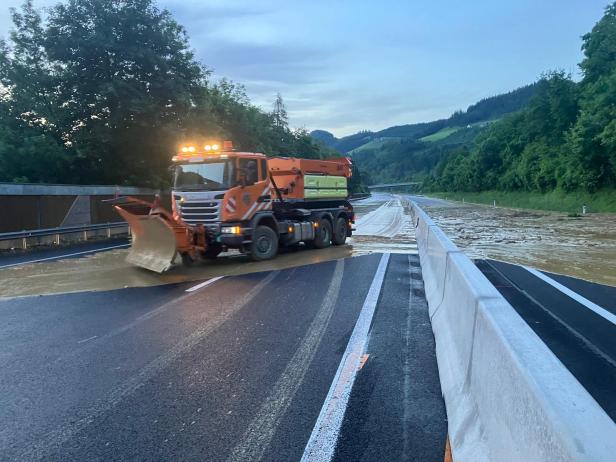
(268, 157, 352, 200)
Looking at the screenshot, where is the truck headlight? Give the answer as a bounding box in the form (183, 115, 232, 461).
(221, 226, 241, 234)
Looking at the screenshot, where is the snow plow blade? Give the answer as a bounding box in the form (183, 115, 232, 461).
(115, 205, 178, 273)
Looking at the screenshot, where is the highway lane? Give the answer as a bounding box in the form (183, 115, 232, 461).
(0, 253, 446, 461)
(476, 259, 616, 421)
(0, 193, 403, 276)
(540, 270, 616, 314)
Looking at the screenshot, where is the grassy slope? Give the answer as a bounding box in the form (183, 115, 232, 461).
(427, 189, 616, 213)
(420, 126, 461, 142)
(348, 138, 400, 154)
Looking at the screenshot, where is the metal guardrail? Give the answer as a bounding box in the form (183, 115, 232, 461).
(0, 222, 129, 249)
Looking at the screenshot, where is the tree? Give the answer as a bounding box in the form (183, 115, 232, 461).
(45, 0, 206, 185)
(579, 3, 616, 84)
(565, 2, 616, 191)
(0, 0, 338, 187)
(271, 92, 288, 128)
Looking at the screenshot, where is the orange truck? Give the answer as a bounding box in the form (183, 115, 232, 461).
(112, 141, 355, 272)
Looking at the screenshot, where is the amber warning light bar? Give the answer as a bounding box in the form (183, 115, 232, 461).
(178, 140, 233, 153)
(174, 140, 234, 158)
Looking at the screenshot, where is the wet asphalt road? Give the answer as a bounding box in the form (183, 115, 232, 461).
(3, 192, 613, 460)
(0, 253, 447, 461)
(476, 259, 616, 421)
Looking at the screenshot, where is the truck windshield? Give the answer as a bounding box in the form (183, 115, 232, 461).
(174, 161, 234, 191)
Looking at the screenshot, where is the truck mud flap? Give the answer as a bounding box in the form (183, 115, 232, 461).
(115, 207, 178, 273)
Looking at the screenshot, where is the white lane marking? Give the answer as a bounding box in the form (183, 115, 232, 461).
(402, 254, 414, 459)
(228, 259, 345, 462)
(185, 276, 224, 292)
(524, 266, 616, 326)
(77, 335, 98, 344)
(16, 271, 279, 462)
(0, 243, 130, 269)
(301, 253, 390, 462)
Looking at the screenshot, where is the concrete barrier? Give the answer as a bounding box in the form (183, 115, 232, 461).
(411, 202, 616, 461)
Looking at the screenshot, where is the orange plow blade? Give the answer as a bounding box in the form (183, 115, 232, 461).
(115, 206, 178, 273)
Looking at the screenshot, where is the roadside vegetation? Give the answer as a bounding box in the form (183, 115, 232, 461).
(331, 3, 616, 212)
(0, 0, 340, 188)
(424, 4, 616, 207)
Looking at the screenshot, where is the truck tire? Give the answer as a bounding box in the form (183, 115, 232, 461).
(332, 217, 348, 246)
(201, 244, 223, 260)
(250, 226, 278, 261)
(313, 218, 332, 249)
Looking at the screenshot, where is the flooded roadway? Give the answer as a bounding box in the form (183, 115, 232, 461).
(2, 192, 613, 297)
(410, 195, 616, 287)
(0, 193, 416, 298)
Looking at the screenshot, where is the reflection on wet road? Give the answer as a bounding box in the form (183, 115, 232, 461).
(0, 193, 417, 297)
(410, 195, 616, 287)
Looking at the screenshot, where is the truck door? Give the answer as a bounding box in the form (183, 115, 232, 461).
(234, 158, 271, 221)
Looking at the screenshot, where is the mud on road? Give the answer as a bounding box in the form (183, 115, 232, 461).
(0, 194, 417, 298)
(414, 196, 616, 287)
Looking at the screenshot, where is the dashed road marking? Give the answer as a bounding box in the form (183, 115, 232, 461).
(15, 271, 279, 462)
(301, 253, 390, 462)
(185, 276, 224, 292)
(228, 259, 345, 462)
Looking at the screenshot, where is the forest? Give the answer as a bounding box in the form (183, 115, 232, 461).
(0, 0, 336, 188)
(429, 3, 616, 194)
(344, 3, 616, 201)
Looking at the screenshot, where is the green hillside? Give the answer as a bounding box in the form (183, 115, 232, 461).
(350, 126, 482, 185)
(420, 127, 461, 142)
(348, 137, 403, 154)
(311, 83, 537, 154)
(318, 2, 616, 206)
(426, 3, 616, 198)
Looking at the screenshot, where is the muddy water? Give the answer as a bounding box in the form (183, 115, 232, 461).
(350, 194, 417, 255)
(417, 198, 616, 287)
(0, 193, 417, 298)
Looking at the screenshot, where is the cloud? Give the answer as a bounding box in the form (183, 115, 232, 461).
(1, 0, 606, 138)
(201, 42, 332, 85)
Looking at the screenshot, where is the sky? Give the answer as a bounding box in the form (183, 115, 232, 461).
(0, 0, 610, 136)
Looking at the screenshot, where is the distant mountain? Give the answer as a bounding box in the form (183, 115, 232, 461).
(310, 83, 538, 153)
(310, 130, 337, 146)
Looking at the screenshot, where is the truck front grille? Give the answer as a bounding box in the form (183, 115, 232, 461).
(178, 199, 221, 227)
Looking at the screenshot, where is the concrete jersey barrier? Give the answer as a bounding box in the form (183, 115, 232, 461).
(411, 201, 616, 461)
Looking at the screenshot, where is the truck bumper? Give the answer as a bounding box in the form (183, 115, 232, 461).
(218, 234, 245, 247)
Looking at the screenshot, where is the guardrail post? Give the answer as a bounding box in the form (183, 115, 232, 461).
(55, 233, 60, 245)
(22, 237, 27, 249)
(83, 230, 88, 241)
(107, 226, 111, 238)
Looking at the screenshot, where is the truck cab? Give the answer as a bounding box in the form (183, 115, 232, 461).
(172, 149, 270, 228)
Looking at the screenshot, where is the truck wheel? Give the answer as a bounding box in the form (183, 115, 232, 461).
(201, 244, 223, 260)
(251, 226, 278, 261)
(313, 218, 332, 249)
(332, 217, 348, 245)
